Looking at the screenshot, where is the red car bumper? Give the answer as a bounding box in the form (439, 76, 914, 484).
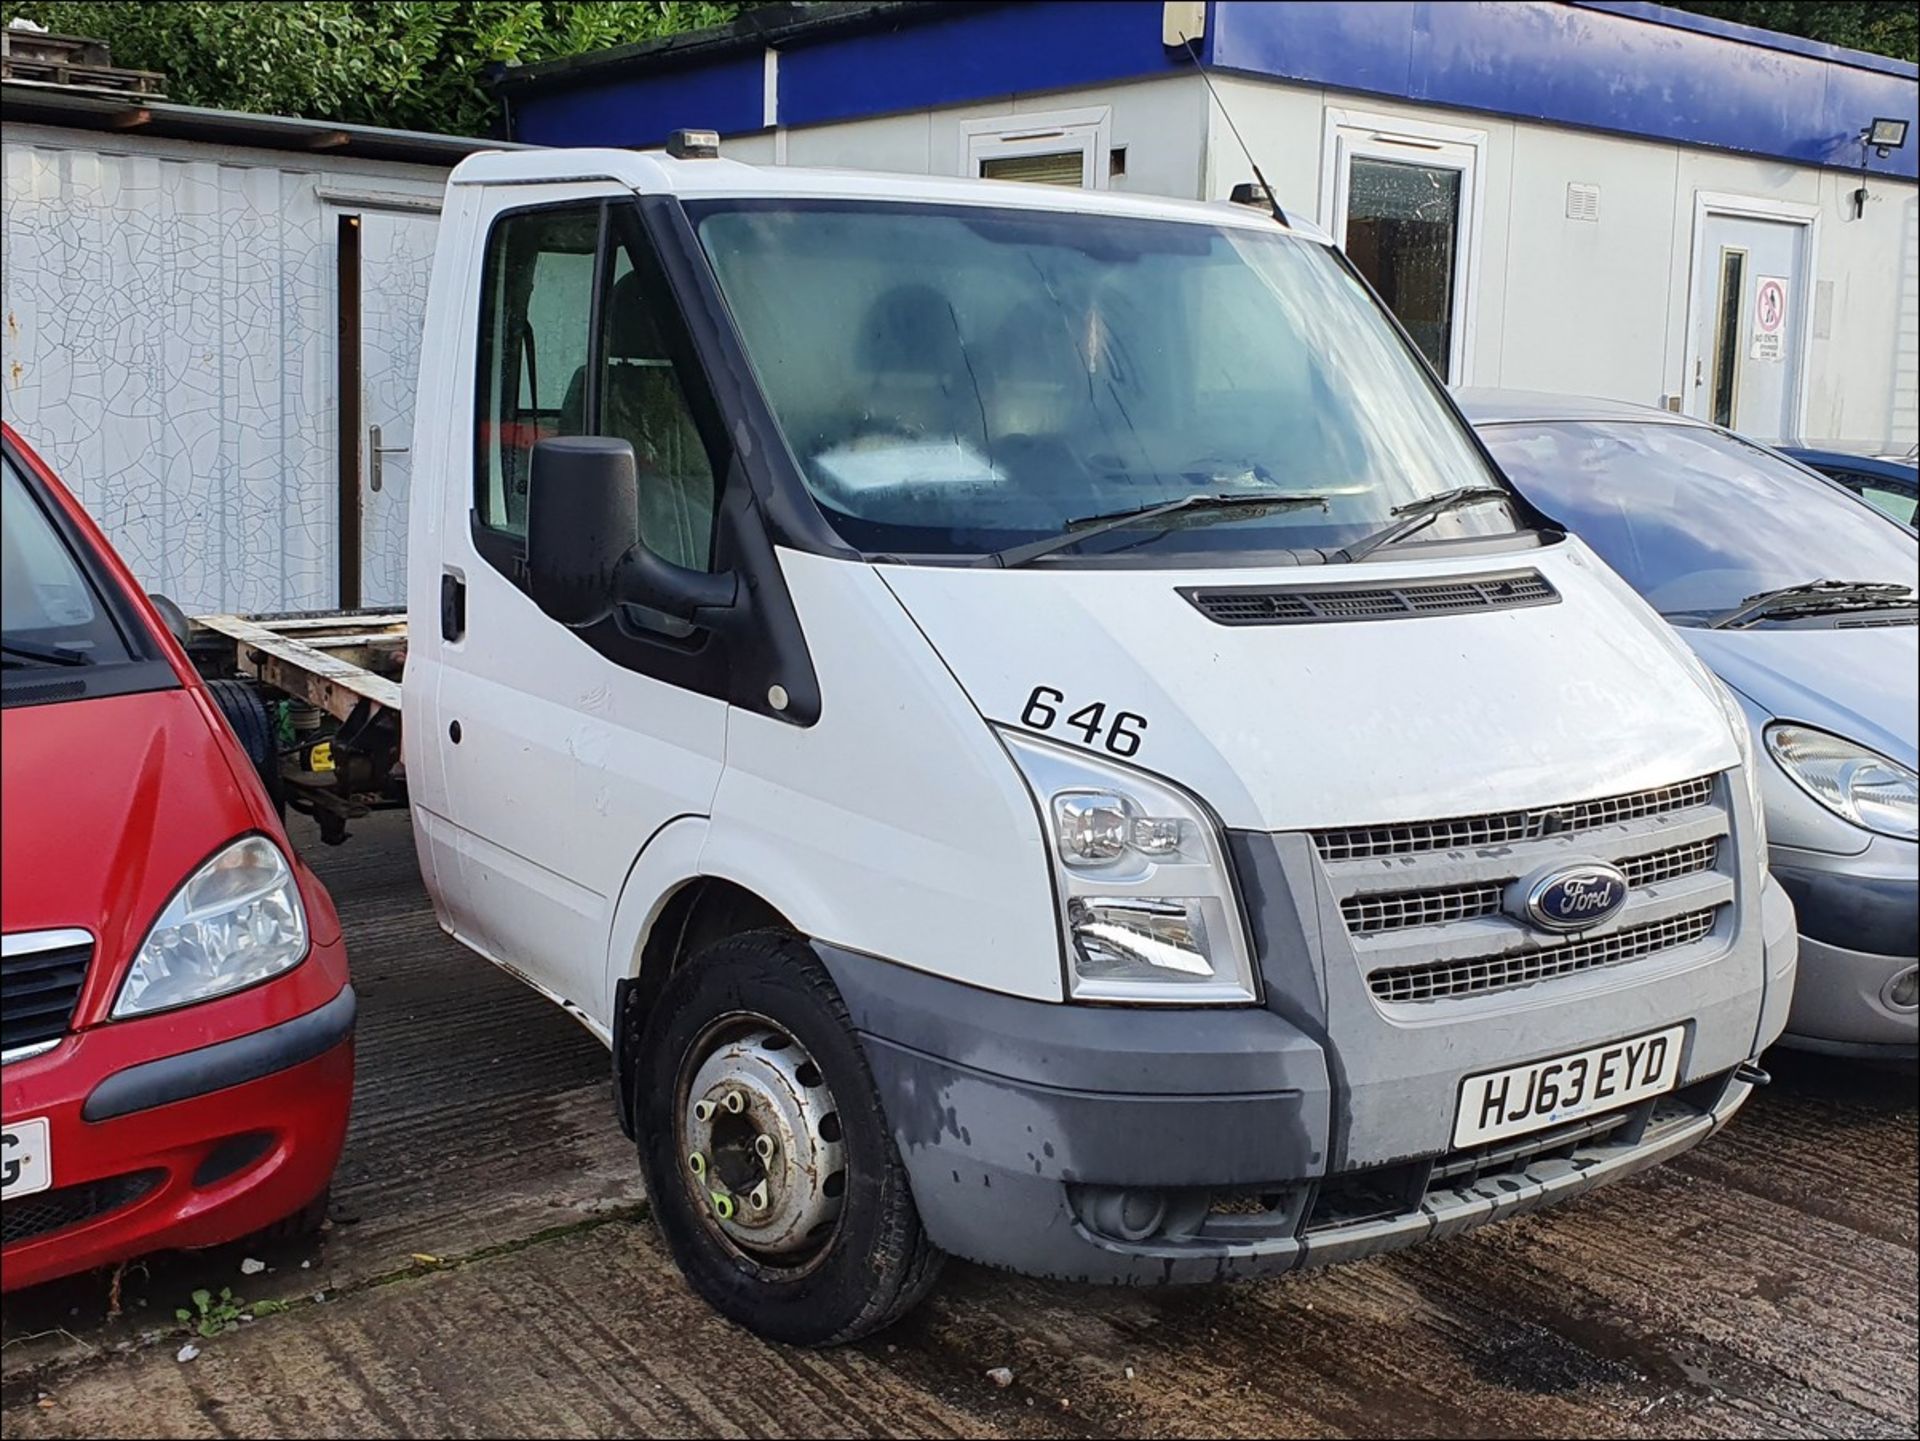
(1, 940, 354, 1292)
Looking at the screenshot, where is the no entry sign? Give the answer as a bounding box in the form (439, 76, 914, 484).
(1751, 275, 1788, 362)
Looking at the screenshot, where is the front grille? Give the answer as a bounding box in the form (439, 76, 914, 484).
(1314, 775, 1717, 862)
(2, 935, 93, 1055)
(1623, 837, 1719, 887)
(1344, 882, 1505, 935)
(1368, 907, 1720, 1003)
(1, 1170, 162, 1246)
(1183, 569, 1557, 627)
(1340, 837, 1721, 935)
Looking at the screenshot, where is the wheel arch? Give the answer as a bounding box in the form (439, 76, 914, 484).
(604, 817, 818, 1138)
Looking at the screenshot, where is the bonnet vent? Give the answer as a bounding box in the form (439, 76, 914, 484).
(1181, 569, 1558, 626)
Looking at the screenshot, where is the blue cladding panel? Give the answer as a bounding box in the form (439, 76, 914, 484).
(1211, 0, 1919, 179)
(778, 1, 1182, 128)
(512, 52, 766, 148)
(509, 0, 1917, 180)
(1578, 1, 1916, 77)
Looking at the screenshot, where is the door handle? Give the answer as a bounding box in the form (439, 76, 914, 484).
(440, 573, 466, 642)
(1693, 358, 1704, 388)
(369, 423, 410, 493)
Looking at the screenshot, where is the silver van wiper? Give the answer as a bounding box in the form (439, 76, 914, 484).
(1327, 486, 1513, 564)
(984, 492, 1331, 569)
(1707, 579, 1916, 630)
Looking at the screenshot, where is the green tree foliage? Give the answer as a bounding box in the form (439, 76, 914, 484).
(1666, 2, 1916, 64)
(1, 1, 751, 135)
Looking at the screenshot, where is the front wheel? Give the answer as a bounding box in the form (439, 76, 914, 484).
(634, 931, 943, 1346)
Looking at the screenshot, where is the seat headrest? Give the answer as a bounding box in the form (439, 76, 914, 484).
(606, 269, 664, 362)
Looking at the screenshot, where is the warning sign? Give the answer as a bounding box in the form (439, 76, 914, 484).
(1751, 275, 1788, 362)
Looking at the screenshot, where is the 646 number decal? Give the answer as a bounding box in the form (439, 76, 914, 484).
(1020, 686, 1148, 758)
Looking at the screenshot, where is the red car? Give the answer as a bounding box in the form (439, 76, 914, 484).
(1, 424, 354, 1290)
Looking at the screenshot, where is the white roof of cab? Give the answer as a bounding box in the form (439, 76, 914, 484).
(448, 147, 1333, 242)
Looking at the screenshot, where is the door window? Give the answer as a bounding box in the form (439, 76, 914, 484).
(1848, 477, 1919, 527)
(1708, 248, 1746, 428)
(596, 214, 720, 572)
(474, 207, 600, 537)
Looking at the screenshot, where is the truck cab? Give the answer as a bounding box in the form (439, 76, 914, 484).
(403, 145, 1797, 1344)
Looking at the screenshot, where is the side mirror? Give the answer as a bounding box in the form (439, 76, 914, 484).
(527, 436, 737, 628)
(147, 593, 192, 649)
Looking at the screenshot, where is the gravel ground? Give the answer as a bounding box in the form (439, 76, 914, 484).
(4, 810, 1914, 1439)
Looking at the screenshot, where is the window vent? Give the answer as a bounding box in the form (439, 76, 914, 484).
(1566, 183, 1601, 222)
(1182, 569, 1557, 627)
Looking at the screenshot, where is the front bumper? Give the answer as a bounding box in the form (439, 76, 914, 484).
(1, 971, 355, 1292)
(1770, 836, 1918, 1056)
(820, 941, 1767, 1286)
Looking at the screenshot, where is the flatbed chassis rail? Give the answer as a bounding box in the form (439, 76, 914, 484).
(189, 609, 407, 844)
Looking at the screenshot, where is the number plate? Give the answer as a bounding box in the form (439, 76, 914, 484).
(1, 1116, 51, 1200)
(1452, 1025, 1685, 1149)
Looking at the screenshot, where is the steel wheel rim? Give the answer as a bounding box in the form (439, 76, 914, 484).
(674, 1010, 847, 1271)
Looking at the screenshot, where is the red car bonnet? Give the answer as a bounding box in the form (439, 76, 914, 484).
(0, 425, 330, 1025)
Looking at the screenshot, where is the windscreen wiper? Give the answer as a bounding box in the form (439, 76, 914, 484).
(1, 637, 94, 667)
(983, 492, 1332, 569)
(1707, 579, 1917, 630)
(1327, 486, 1513, 564)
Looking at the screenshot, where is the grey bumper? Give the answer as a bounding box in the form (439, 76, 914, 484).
(1769, 837, 1918, 1054)
(818, 943, 1755, 1285)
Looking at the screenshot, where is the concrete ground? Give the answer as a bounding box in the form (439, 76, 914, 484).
(3, 811, 1915, 1439)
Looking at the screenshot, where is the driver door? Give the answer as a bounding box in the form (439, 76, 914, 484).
(424, 187, 733, 1027)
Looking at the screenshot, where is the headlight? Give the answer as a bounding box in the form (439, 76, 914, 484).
(1001, 731, 1257, 1004)
(1710, 678, 1768, 853)
(114, 836, 309, 1018)
(1766, 725, 1918, 841)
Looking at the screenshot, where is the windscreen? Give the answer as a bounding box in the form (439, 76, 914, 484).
(2, 452, 135, 665)
(691, 200, 1517, 561)
(1478, 420, 1918, 621)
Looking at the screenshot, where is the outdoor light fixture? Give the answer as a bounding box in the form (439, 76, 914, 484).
(1865, 117, 1909, 156)
(1853, 118, 1910, 219)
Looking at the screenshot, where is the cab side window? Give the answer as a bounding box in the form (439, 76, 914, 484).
(474, 205, 722, 579)
(475, 207, 599, 537)
(593, 214, 720, 572)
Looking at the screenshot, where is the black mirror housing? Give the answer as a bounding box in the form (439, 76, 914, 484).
(147, 592, 192, 649)
(527, 436, 738, 628)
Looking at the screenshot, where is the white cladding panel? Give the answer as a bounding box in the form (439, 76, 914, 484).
(1, 127, 447, 610)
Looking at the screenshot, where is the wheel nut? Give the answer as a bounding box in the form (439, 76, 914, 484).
(723, 1090, 746, 1115)
(688, 1151, 706, 1177)
(748, 1180, 770, 1212)
(693, 1100, 715, 1123)
(710, 1190, 735, 1220)
(753, 1134, 776, 1163)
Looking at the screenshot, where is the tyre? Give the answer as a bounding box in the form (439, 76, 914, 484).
(634, 931, 944, 1346)
(249, 1186, 330, 1245)
(204, 678, 283, 816)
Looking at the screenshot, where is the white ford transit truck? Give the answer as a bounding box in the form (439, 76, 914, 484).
(391, 143, 1796, 1344)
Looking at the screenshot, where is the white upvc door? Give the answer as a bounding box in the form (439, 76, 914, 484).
(1321, 110, 1486, 385)
(1680, 193, 1817, 438)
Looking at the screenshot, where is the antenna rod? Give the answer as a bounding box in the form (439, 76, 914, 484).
(1178, 31, 1289, 226)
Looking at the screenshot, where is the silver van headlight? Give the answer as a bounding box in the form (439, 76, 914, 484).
(1001, 731, 1258, 1005)
(114, 836, 309, 1018)
(1709, 678, 1769, 854)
